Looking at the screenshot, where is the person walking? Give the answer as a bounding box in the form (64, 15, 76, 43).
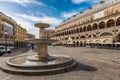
(31, 44, 35, 52)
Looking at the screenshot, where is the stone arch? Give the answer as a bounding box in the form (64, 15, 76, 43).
(93, 34, 97, 38)
(69, 30, 71, 34)
(100, 32, 113, 37)
(106, 19, 115, 28)
(80, 27, 82, 32)
(116, 17, 120, 26)
(71, 29, 74, 34)
(73, 41, 75, 45)
(93, 23, 98, 30)
(80, 35, 86, 39)
(76, 36, 79, 39)
(99, 21, 105, 29)
(87, 34, 97, 38)
(103, 39, 111, 43)
(72, 29, 75, 33)
(71, 36, 75, 39)
(95, 40, 101, 43)
(65, 37, 68, 40)
(66, 31, 69, 35)
(87, 25, 92, 31)
(83, 26, 86, 32)
(116, 33, 120, 42)
(76, 41, 79, 46)
(76, 28, 79, 33)
(89, 40, 94, 43)
(88, 35, 91, 38)
(64, 31, 67, 35)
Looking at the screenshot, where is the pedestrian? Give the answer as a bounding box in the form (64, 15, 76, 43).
(31, 46, 34, 51)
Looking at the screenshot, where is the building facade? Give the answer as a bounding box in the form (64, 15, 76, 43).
(27, 33, 35, 39)
(0, 12, 28, 48)
(44, 29, 55, 39)
(15, 25, 27, 47)
(0, 12, 15, 47)
(52, 0, 120, 47)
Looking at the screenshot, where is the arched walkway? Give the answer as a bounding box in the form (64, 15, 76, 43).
(99, 21, 105, 29)
(80, 35, 86, 39)
(116, 17, 120, 26)
(76, 41, 79, 46)
(87, 25, 92, 31)
(93, 23, 98, 30)
(100, 32, 113, 37)
(106, 19, 115, 28)
(80, 27, 82, 32)
(116, 33, 120, 42)
(83, 26, 86, 32)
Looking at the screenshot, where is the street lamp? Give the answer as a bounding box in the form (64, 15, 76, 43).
(5, 30, 8, 53)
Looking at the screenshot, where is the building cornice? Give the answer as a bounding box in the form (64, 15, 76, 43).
(57, 0, 120, 28)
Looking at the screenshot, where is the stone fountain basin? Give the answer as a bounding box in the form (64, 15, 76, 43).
(26, 39, 58, 44)
(6, 54, 74, 70)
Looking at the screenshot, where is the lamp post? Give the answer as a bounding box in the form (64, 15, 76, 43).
(5, 30, 8, 53)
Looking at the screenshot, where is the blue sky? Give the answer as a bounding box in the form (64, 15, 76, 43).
(0, 0, 101, 38)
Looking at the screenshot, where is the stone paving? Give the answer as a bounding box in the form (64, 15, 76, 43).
(0, 46, 120, 80)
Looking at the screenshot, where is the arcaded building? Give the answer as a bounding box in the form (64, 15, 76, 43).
(44, 29, 55, 39)
(27, 33, 35, 39)
(52, 0, 120, 47)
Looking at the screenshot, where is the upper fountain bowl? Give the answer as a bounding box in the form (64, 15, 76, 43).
(35, 23, 50, 28)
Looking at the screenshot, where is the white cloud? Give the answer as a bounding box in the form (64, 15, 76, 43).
(7, 13, 62, 38)
(71, 0, 87, 4)
(0, 0, 45, 6)
(13, 16, 39, 38)
(15, 13, 62, 27)
(62, 11, 78, 18)
(6, 13, 39, 38)
(71, 0, 100, 4)
(14, 17, 33, 29)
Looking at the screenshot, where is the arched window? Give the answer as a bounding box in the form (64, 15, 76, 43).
(76, 28, 79, 33)
(116, 33, 120, 42)
(72, 30, 74, 34)
(83, 26, 86, 32)
(80, 27, 82, 32)
(87, 25, 92, 31)
(99, 21, 105, 29)
(76, 41, 79, 46)
(68, 30, 70, 34)
(80, 35, 86, 39)
(76, 36, 79, 39)
(88, 35, 91, 38)
(116, 17, 120, 26)
(66, 31, 68, 35)
(73, 29, 76, 33)
(100, 32, 113, 37)
(93, 23, 98, 30)
(106, 19, 115, 28)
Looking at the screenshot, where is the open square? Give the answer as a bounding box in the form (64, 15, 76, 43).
(0, 46, 120, 80)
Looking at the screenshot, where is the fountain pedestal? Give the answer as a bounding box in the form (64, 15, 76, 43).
(36, 43, 48, 58)
(35, 23, 50, 59)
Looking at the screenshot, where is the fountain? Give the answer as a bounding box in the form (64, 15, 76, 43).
(0, 23, 77, 75)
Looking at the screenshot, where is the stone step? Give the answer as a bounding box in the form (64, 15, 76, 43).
(0, 60, 78, 76)
(6, 58, 74, 70)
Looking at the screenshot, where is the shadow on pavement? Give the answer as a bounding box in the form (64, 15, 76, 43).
(73, 63, 97, 72)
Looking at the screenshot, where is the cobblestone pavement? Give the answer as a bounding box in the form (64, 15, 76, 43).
(0, 46, 120, 80)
